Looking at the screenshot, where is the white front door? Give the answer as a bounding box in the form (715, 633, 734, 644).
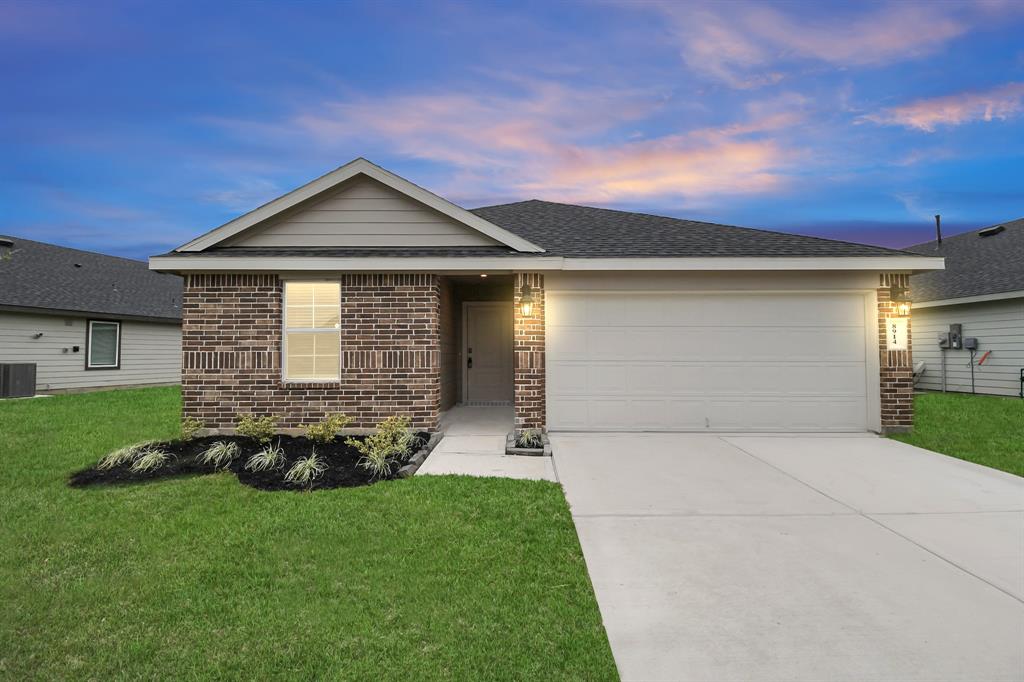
(464, 302, 513, 403)
(546, 291, 872, 432)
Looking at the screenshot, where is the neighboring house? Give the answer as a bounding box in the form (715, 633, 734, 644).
(907, 218, 1024, 397)
(0, 235, 182, 394)
(150, 158, 943, 434)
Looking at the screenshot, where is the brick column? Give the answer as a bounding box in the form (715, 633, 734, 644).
(878, 273, 914, 433)
(513, 273, 545, 433)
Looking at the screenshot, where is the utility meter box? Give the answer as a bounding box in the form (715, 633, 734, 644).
(949, 324, 963, 350)
(963, 337, 979, 351)
(938, 333, 950, 349)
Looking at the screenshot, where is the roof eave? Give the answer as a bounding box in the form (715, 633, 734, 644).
(912, 289, 1024, 309)
(150, 254, 945, 273)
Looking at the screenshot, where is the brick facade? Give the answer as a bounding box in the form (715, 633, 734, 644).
(878, 273, 914, 433)
(513, 272, 545, 432)
(181, 273, 441, 431)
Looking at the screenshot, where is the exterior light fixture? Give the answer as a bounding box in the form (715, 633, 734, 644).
(889, 284, 911, 317)
(480, 273, 487, 278)
(519, 283, 534, 317)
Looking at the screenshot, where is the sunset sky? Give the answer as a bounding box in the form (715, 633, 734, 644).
(2, 0, 1023, 259)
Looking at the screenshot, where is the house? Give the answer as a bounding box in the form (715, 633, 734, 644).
(0, 236, 182, 394)
(906, 218, 1024, 397)
(149, 158, 944, 434)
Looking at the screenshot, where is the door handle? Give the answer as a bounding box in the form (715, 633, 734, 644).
(467, 356, 473, 369)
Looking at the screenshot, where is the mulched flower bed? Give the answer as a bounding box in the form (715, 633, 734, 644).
(69, 433, 431, 492)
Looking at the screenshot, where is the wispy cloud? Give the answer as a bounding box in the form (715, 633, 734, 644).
(218, 79, 806, 207)
(199, 178, 281, 212)
(634, 1, 969, 88)
(861, 82, 1024, 132)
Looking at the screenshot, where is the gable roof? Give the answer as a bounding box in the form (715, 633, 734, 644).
(150, 160, 944, 273)
(0, 235, 181, 321)
(906, 217, 1024, 303)
(178, 158, 545, 254)
(471, 200, 914, 258)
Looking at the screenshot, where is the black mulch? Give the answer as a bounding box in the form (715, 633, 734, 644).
(69, 433, 430, 492)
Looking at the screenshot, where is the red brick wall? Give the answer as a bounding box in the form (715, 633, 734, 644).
(513, 272, 545, 432)
(878, 273, 914, 433)
(181, 273, 441, 431)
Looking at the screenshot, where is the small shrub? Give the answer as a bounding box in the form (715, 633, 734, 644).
(97, 441, 154, 470)
(305, 413, 352, 444)
(348, 415, 417, 479)
(515, 429, 543, 449)
(236, 414, 278, 444)
(130, 446, 173, 473)
(197, 441, 240, 469)
(244, 440, 285, 472)
(284, 448, 327, 487)
(180, 417, 205, 441)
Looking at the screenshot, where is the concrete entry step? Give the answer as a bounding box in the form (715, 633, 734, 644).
(418, 404, 556, 480)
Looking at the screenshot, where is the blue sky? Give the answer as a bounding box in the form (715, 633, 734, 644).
(2, 0, 1023, 259)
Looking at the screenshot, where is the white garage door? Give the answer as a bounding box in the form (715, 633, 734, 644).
(546, 292, 870, 432)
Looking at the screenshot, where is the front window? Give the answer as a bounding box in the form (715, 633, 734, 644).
(87, 320, 120, 369)
(283, 281, 340, 381)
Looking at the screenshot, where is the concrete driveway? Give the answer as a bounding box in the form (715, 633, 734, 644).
(552, 433, 1024, 682)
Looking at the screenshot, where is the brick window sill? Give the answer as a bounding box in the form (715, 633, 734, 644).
(279, 381, 343, 389)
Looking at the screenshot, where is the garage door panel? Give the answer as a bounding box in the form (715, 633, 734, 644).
(627, 399, 670, 428)
(547, 291, 870, 432)
(629, 364, 675, 394)
(547, 398, 589, 429)
(547, 328, 588, 360)
(547, 363, 588, 394)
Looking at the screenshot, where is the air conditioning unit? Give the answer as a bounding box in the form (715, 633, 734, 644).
(0, 363, 36, 398)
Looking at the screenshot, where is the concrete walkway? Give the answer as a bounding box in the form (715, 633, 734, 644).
(416, 405, 556, 481)
(553, 433, 1024, 682)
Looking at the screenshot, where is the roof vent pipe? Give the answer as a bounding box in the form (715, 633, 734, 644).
(935, 214, 942, 246)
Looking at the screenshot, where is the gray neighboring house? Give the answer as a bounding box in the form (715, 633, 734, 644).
(0, 235, 182, 394)
(907, 218, 1024, 397)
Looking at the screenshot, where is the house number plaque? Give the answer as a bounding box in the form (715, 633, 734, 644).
(885, 317, 908, 351)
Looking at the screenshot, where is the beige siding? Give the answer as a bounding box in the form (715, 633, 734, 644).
(912, 299, 1024, 396)
(228, 176, 499, 248)
(0, 311, 181, 392)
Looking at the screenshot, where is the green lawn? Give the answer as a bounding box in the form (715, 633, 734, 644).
(0, 387, 616, 680)
(892, 392, 1024, 477)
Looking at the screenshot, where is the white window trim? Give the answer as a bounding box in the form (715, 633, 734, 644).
(86, 320, 121, 369)
(282, 280, 341, 383)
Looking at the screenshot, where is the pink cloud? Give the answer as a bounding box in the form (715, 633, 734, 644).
(861, 82, 1024, 132)
(278, 81, 803, 206)
(636, 2, 971, 87)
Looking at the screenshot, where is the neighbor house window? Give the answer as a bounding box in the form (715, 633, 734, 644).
(86, 320, 121, 369)
(283, 281, 341, 381)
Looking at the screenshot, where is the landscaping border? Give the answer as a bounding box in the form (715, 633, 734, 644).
(397, 432, 444, 477)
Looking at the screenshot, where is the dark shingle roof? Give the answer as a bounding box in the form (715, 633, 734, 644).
(157, 199, 923, 261)
(906, 218, 1024, 303)
(470, 200, 914, 258)
(0, 235, 181, 321)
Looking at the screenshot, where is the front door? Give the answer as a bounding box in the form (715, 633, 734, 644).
(464, 302, 513, 403)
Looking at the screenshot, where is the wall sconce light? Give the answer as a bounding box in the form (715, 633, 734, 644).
(889, 285, 911, 317)
(519, 283, 534, 317)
